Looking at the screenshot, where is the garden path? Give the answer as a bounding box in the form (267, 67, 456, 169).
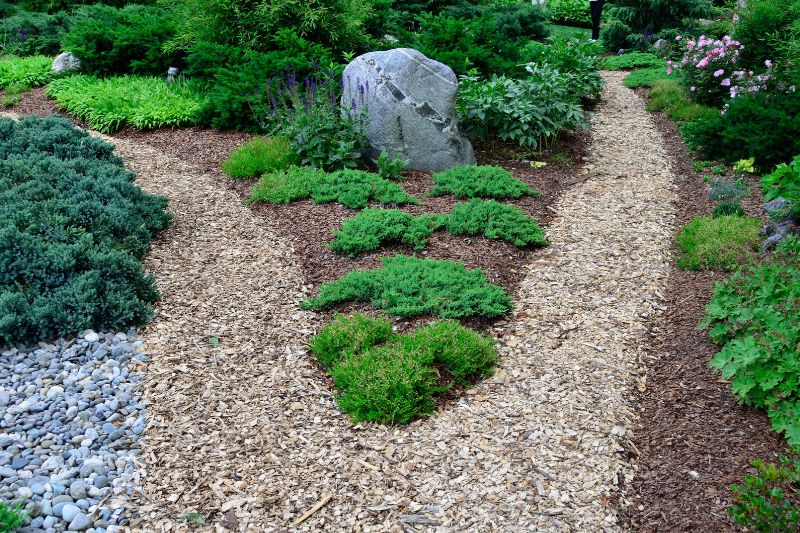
(2, 71, 678, 531)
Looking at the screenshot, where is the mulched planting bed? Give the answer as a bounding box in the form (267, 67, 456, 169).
(624, 93, 787, 531)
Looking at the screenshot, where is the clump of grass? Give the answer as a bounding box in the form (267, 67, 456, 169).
(446, 199, 548, 247)
(45, 75, 206, 133)
(302, 255, 513, 319)
(623, 67, 671, 88)
(329, 209, 447, 257)
(221, 136, 297, 179)
(0, 502, 26, 532)
(675, 216, 762, 270)
(250, 167, 419, 209)
(430, 165, 540, 199)
(0, 55, 52, 91)
(646, 79, 719, 123)
(601, 52, 665, 71)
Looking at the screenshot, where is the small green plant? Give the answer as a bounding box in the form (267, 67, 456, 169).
(45, 75, 206, 133)
(446, 199, 548, 247)
(0, 501, 26, 532)
(729, 456, 800, 532)
(693, 160, 713, 172)
(431, 165, 540, 200)
(250, 168, 420, 208)
(302, 255, 513, 319)
(176, 511, 206, 525)
(0, 55, 53, 91)
(310, 313, 394, 367)
(329, 209, 447, 257)
(707, 177, 749, 203)
(762, 154, 800, 217)
(712, 164, 727, 176)
(373, 150, 408, 181)
(221, 136, 297, 179)
(675, 216, 762, 271)
(713, 201, 745, 218)
(601, 52, 665, 71)
(623, 67, 671, 88)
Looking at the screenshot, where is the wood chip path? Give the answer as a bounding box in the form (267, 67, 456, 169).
(4, 70, 678, 531)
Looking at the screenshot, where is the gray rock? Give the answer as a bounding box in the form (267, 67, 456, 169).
(68, 512, 93, 531)
(61, 503, 80, 522)
(51, 52, 80, 74)
(341, 48, 475, 172)
(653, 39, 669, 51)
(764, 197, 792, 217)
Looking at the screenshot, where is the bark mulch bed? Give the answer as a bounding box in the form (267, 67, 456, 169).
(623, 94, 788, 532)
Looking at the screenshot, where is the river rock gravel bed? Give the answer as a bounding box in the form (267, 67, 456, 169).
(0, 330, 146, 532)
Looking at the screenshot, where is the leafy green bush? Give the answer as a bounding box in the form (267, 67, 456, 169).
(762, 154, 800, 216)
(310, 312, 393, 367)
(0, 10, 71, 57)
(0, 502, 25, 533)
(250, 167, 420, 208)
(713, 201, 746, 218)
(403, 319, 497, 386)
(0, 115, 171, 344)
(521, 37, 604, 100)
(45, 75, 206, 133)
(0, 55, 52, 91)
(735, 0, 798, 71)
(302, 255, 513, 319)
(457, 64, 588, 149)
(431, 165, 539, 199)
(221, 136, 296, 179)
(61, 5, 179, 76)
(701, 252, 800, 444)
(675, 216, 762, 270)
(622, 66, 670, 88)
(600, 0, 714, 51)
(373, 150, 407, 181)
(447, 199, 548, 247)
(547, 0, 591, 27)
(730, 456, 800, 532)
(601, 52, 665, 71)
(645, 78, 683, 111)
(329, 209, 447, 257)
(682, 92, 800, 172)
(309, 313, 499, 424)
(16, 0, 145, 13)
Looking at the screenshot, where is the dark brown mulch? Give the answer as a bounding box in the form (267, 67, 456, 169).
(623, 95, 787, 532)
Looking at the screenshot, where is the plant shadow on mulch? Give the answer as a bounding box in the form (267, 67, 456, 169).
(624, 89, 787, 532)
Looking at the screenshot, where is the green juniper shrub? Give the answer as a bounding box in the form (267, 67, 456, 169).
(762, 154, 800, 216)
(701, 252, 800, 444)
(330, 342, 441, 424)
(0, 10, 71, 57)
(61, 5, 180, 76)
(446, 199, 548, 247)
(373, 150, 408, 181)
(310, 170, 420, 209)
(309, 312, 394, 367)
(0, 115, 171, 344)
(329, 209, 447, 257)
(302, 255, 513, 319)
(430, 165, 540, 200)
(0, 55, 52, 92)
(221, 136, 297, 179)
(17, 0, 147, 13)
(600, 52, 665, 71)
(521, 37, 604, 101)
(0, 502, 25, 533)
(403, 319, 497, 386)
(45, 75, 206, 133)
(730, 456, 800, 532)
(682, 91, 800, 172)
(457, 64, 588, 149)
(675, 216, 762, 270)
(713, 201, 746, 218)
(249, 166, 328, 204)
(546, 0, 591, 28)
(600, 0, 714, 51)
(622, 67, 671, 88)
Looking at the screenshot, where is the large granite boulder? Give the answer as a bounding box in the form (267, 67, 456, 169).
(341, 48, 475, 172)
(52, 52, 80, 74)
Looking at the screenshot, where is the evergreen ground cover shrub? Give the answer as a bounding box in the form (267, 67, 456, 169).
(310, 313, 498, 424)
(221, 136, 296, 179)
(0, 115, 171, 344)
(446, 199, 548, 247)
(0, 55, 53, 91)
(0, 10, 71, 57)
(250, 167, 420, 208)
(701, 241, 800, 444)
(730, 456, 800, 531)
(329, 209, 447, 257)
(676, 216, 762, 270)
(431, 165, 540, 199)
(623, 67, 671, 88)
(302, 255, 513, 319)
(600, 0, 714, 51)
(45, 75, 206, 133)
(600, 52, 665, 71)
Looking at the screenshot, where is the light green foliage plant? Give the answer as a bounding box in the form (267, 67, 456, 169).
(302, 255, 513, 319)
(0, 55, 52, 91)
(676, 216, 762, 270)
(729, 456, 800, 531)
(309, 313, 499, 424)
(249, 166, 328, 204)
(601, 52, 665, 71)
(431, 165, 540, 199)
(546, 0, 591, 27)
(329, 209, 447, 257)
(0, 115, 171, 344)
(373, 150, 407, 181)
(762, 154, 800, 216)
(221, 136, 297, 179)
(521, 37, 604, 100)
(447, 199, 548, 247)
(623, 67, 671, 88)
(0, 502, 25, 533)
(701, 245, 800, 444)
(45, 75, 206, 133)
(644, 78, 720, 122)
